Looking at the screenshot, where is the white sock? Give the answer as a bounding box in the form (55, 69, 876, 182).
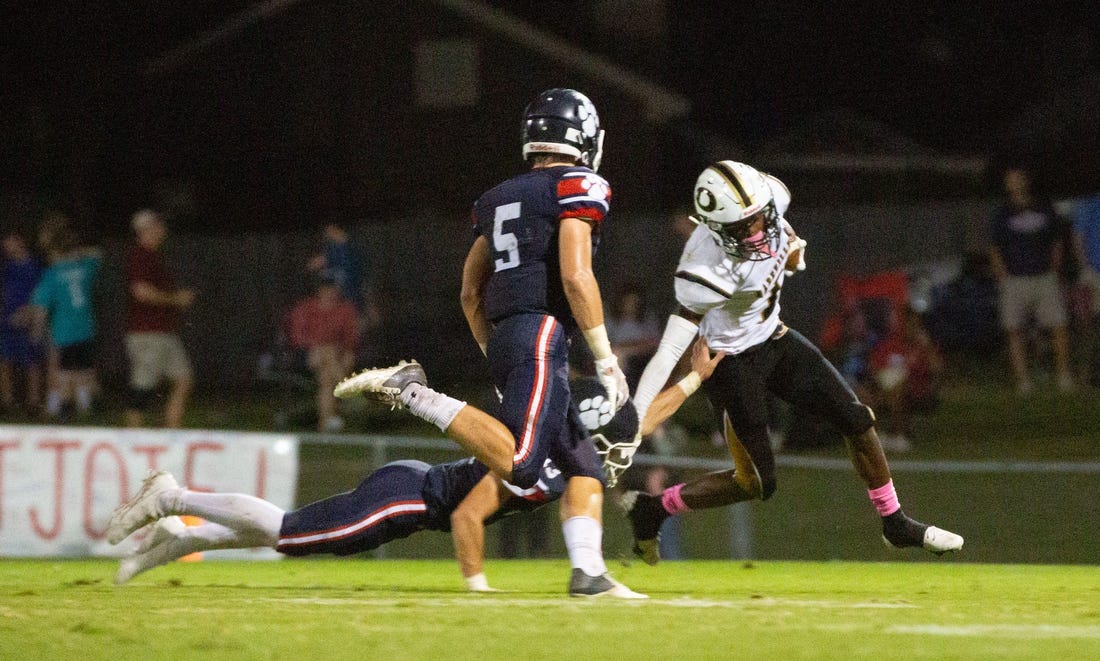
(180, 522, 273, 551)
(116, 522, 268, 584)
(46, 390, 63, 416)
(75, 386, 92, 412)
(399, 383, 466, 432)
(562, 516, 607, 576)
(158, 490, 283, 546)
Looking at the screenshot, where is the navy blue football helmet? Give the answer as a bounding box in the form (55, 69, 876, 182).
(522, 88, 605, 172)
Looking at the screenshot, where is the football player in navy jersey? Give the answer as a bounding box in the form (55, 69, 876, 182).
(109, 343, 724, 591)
(332, 89, 640, 598)
(622, 160, 964, 565)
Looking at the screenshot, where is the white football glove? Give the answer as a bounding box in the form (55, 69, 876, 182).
(785, 237, 807, 276)
(594, 355, 629, 412)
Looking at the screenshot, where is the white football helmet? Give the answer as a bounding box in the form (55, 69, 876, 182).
(691, 160, 781, 261)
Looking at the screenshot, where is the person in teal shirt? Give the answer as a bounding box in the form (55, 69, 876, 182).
(30, 223, 101, 420)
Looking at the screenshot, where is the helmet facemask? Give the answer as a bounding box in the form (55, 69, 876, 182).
(692, 160, 782, 261)
(695, 202, 781, 261)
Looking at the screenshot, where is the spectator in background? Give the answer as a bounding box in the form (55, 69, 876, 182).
(988, 168, 1074, 395)
(1072, 191, 1100, 387)
(819, 298, 882, 398)
(606, 282, 660, 388)
(868, 306, 944, 452)
(29, 221, 102, 421)
(307, 223, 365, 311)
(287, 276, 360, 432)
(0, 231, 43, 416)
(124, 210, 195, 428)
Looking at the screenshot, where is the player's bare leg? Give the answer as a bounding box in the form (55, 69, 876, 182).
(846, 427, 963, 554)
(623, 469, 757, 566)
(334, 360, 517, 480)
(625, 413, 763, 564)
(626, 425, 961, 565)
(443, 407, 518, 480)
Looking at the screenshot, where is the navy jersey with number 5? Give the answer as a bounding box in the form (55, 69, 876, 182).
(472, 165, 610, 329)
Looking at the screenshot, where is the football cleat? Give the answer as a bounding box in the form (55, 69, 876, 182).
(621, 490, 666, 566)
(568, 569, 648, 599)
(333, 360, 427, 408)
(115, 516, 188, 585)
(882, 510, 964, 555)
(107, 470, 180, 545)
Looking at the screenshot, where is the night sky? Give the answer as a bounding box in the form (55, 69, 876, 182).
(4, 1, 1100, 232)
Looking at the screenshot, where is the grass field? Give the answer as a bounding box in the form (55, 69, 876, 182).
(2, 559, 1098, 660)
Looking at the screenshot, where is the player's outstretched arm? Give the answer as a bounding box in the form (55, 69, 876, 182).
(640, 337, 725, 436)
(632, 308, 702, 421)
(460, 235, 494, 355)
(450, 472, 508, 591)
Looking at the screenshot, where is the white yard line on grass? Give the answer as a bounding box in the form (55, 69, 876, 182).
(270, 596, 918, 609)
(889, 624, 1100, 639)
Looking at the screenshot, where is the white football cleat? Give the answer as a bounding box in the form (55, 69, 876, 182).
(568, 569, 648, 600)
(921, 526, 964, 554)
(333, 360, 427, 408)
(882, 510, 963, 556)
(115, 516, 188, 585)
(106, 470, 179, 545)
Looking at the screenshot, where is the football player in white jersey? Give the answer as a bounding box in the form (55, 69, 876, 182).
(618, 160, 963, 564)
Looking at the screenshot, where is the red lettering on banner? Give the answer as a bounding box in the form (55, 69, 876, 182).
(255, 448, 267, 499)
(132, 445, 168, 471)
(184, 441, 224, 491)
(29, 440, 80, 540)
(83, 443, 129, 539)
(0, 440, 19, 530)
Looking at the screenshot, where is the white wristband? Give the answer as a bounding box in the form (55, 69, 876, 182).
(465, 572, 491, 591)
(677, 372, 702, 397)
(582, 323, 614, 360)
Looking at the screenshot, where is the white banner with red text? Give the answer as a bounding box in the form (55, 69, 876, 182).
(0, 425, 298, 559)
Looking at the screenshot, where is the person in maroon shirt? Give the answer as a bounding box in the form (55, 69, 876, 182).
(124, 210, 196, 428)
(287, 277, 360, 431)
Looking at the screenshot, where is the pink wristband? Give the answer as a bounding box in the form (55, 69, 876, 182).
(662, 483, 691, 515)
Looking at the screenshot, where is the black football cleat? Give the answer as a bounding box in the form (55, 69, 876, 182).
(621, 491, 668, 566)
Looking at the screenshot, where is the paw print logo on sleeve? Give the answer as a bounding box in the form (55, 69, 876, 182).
(577, 395, 613, 431)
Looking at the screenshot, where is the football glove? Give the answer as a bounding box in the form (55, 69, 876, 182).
(594, 355, 629, 413)
(785, 237, 807, 275)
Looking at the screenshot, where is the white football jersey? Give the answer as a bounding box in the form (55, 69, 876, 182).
(674, 175, 795, 355)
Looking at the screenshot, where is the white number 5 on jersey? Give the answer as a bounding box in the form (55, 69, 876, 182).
(492, 202, 521, 271)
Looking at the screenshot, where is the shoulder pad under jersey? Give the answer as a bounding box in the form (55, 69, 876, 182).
(675, 262, 734, 316)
